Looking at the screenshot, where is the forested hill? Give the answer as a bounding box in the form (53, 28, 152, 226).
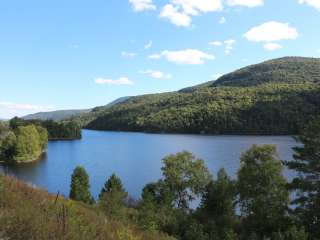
(80, 57, 320, 135)
(214, 57, 320, 87)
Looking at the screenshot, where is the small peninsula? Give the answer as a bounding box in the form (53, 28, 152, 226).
(0, 118, 82, 163)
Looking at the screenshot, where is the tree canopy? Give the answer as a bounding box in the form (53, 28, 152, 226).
(10, 117, 81, 140)
(161, 151, 212, 209)
(237, 145, 290, 238)
(0, 124, 48, 163)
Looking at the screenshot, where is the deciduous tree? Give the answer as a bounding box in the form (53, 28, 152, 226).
(238, 145, 290, 238)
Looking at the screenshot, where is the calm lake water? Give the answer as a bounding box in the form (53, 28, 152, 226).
(0, 130, 297, 199)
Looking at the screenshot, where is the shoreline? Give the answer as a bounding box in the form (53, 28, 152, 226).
(82, 128, 295, 138)
(0, 151, 47, 165)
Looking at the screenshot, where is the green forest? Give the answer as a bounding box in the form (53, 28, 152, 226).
(75, 57, 320, 135)
(9, 117, 82, 140)
(1, 116, 320, 240)
(0, 118, 81, 163)
(0, 121, 48, 163)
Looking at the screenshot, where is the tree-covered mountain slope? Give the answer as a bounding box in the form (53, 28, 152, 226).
(80, 57, 320, 135)
(214, 57, 320, 87)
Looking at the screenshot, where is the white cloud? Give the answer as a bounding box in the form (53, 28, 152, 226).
(224, 39, 236, 54)
(0, 101, 54, 118)
(121, 51, 137, 59)
(150, 49, 215, 65)
(263, 42, 283, 51)
(160, 0, 223, 27)
(244, 21, 298, 42)
(212, 73, 223, 80)
(219, 17, 226, 24)
(227, 0, 264, 7)
(209, 39, 236, 54)
(209, 41, 223, 46)
(139, 70, 172, 79)
(95, 77, 134, 85)
(160, 4, 192, 27)
(144, 40, 153, 50)
(129, 0, 156, 11)
(172, 0, 223, 15)
(148, 53, 162, 59)
(298, 0, 320, 11)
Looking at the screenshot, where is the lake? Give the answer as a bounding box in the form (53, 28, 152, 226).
(0, 130, 297, 200)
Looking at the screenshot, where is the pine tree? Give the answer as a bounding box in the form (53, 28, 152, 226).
(99, 173, 128, 216)
(99, 173, 125, 200)
(286, 116, 320, 238)
(69, 166, 93, 204)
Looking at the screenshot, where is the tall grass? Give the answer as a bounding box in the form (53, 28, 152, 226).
(0, 175, 174, 240)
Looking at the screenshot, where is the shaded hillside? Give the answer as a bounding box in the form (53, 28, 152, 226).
(0, 175, 173, 240)
(80, 57, 320, 135)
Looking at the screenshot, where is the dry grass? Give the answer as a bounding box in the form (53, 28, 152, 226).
(0, 175, 174, 240)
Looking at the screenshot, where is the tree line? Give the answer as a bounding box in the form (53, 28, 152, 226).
(68, 116, 320, 240)
(9, 117, 82, 140)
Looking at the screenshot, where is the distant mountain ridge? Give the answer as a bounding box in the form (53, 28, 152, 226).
(22, 109, 91, 121)
(79, 57, 320, 135)
(22, 96, 132, 121)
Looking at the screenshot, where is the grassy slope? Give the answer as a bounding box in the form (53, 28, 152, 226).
(0, 175, 174, 240)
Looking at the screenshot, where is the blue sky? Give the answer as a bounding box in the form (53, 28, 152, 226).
(0, 0, 320, 118)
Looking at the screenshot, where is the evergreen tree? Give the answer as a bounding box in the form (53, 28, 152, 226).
(69, 166, 93, 204)
(99, 173, 128, 216)
(237, 145, 290, 239)
(99, 173, 125, 200)
(286, 116, 320, 238)
(198, 168, 237, 239)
